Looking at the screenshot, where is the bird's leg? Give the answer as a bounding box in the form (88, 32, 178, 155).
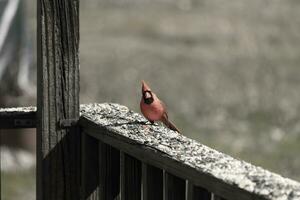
(149, 120, 159, 126)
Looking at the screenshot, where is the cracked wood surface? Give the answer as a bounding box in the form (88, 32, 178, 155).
(36, 0, 80, 199)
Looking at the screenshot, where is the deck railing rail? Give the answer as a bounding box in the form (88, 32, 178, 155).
(1, 104, 300, 200)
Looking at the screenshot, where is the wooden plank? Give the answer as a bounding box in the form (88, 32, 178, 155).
(142, 163, 148, 200)
(0, 107, 36, 128)
(186, 181, 211, 200)
(81, 133, 99, 200)
(36, 0, 80, 199)
(163, 171, 185, 200)
(194, 186, 211, 200)
(142, 163, 163, 200)
(212, 194, 226, 200)
(125, 154, 142, 200)
(120, 153, 142, 200)
(78, 103, 300, 200)
(120, 152, 125, 200)
(186, 181, 193, 200)
(99, 142, 120, 200)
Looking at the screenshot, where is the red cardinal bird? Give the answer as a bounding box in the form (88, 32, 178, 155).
(140, 80, 181, 133)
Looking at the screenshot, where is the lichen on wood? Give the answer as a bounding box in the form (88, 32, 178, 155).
(0, 107, 36, 115)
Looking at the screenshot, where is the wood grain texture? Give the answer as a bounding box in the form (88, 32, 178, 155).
(122, 153, 142, 200)
(186, 181, 211, 200)
(142, 163, 163, 200)
(79, 103, 300, 200)
(120, 152, 125, 200)
(193, 186, 211, 200)
(0, 107, 36, 128)
(164, 171, 185, 200)
(36, 0, 80, 199)
(212, 194, 226, 200)
(81, 133, 99, 200)
(99, 142, 120, 200)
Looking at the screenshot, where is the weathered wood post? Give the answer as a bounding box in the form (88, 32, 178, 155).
(37, 0, 80, 199)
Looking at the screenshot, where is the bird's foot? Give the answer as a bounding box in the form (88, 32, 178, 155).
(142, 121, 157, 130)
(149, 120, 159, 126)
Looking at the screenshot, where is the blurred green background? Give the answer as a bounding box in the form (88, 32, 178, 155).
(2, 0, 300, 199)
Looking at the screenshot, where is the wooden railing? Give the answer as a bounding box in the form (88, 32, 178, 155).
(79, 103, 300, 200)
(2, 104, 299, 200)
(1, 1, 300, 199)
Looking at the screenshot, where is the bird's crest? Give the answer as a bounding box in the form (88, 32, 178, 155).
(142, 80, 151, 92)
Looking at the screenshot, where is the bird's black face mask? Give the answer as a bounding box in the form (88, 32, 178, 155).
(143, 90, 154, 105)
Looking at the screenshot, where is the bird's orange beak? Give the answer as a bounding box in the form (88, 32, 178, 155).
(141, 80, 151, 92)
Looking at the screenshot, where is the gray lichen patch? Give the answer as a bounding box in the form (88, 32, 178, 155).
(80, 103, 300, 200)
(0, 107, 36, 115)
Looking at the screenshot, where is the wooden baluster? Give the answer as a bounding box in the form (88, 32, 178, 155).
(163, 171, 185, 200)
(99, 142, 120, 200)
(186, 181, 211, 200)
(120, 152, 142, 200)
(120, 152, 125, 200)
(142, 163, 163, 200)
(81, 133, 99, 200)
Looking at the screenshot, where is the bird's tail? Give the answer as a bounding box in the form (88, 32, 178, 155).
(161, 116, 181, 133)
